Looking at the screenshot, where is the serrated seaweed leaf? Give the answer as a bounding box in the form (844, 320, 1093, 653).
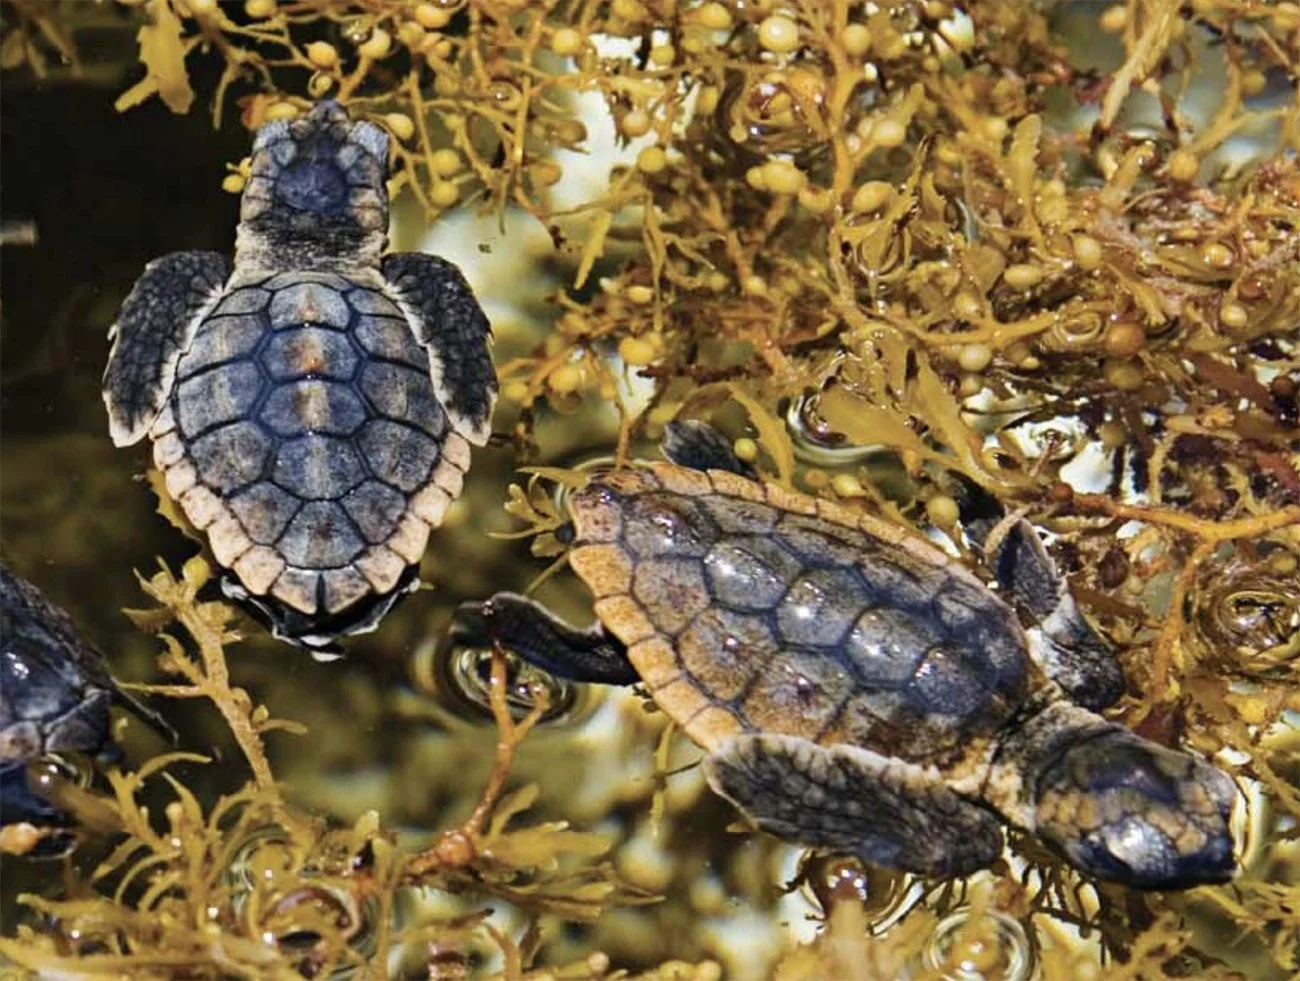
(118, 0, 194, 115)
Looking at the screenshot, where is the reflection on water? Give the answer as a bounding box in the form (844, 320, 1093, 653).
(921, 908, 1036, 981)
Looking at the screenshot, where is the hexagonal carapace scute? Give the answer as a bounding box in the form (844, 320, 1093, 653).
(775, 567, 869, 648)
(261, 327, 360, 381)
(190, 421, 273, 493)
(341, 480, 408, 544)
(903, 644, 1002, 721)
(631, 556, 712, 634)
(177, 316, 265, 379)
(353, 314, 427, 367)
(773, 513, 874, 569)
(359, 361, 447, 437)
(175, 362, 265, 438)
(258, 380, 368, 437)
(621, 492, 718, 560)
(676, 605, 780, 701)
(227, 481, 301, 545)
(702, 536, 801, 613)
(696, 494, 780, 537)
(277, 501, 366, 570)
(271, 434, 367, 500)
(356, 419, 441, 493)
(740, 648, 857, 741)
(267, 281, 351, 329)
(842, 606, 938, 687)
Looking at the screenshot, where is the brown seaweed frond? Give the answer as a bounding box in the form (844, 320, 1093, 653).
(121, 556, 305, 799)
(0, 766, 398, 979)
(0, 0, 82, 78)
(499, 472, 576, 557)
(0, 579, 655, 976)
(2, 0, 1299, 974)
(404, 647, 658, 922)
(774, 900, 937, 981)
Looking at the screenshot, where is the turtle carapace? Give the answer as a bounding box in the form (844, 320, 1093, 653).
(103, 102, 497, 653)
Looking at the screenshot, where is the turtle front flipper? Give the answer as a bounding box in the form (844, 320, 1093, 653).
(661, 420, 758, 478)
(989, 519, 1125, 711)
(704, 734, 1004, 878)
(958, 484, 1124, 711)
(450, 592, 639, 685)
(382, 253, 497, 447)
(102, 251, 231, 446)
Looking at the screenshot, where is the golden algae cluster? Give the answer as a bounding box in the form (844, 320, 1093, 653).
(1, 0, 1299, 978)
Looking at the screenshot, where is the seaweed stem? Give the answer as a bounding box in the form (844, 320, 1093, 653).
(1071, 498, 1300, 542)
(466, 645, 551, 837)
(128, 560, 300, 820)
(401, 646, 550, 883)
(1139, 540, 1215, 721)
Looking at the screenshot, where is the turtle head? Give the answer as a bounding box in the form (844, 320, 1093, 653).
(1032, 727, 1238, 889)
(235, 101, 390, 271)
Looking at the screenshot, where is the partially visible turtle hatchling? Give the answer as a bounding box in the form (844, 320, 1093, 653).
(1, 563, 170, 851)
(103, 101, 496, 652)
(452, 422, 1238, 889)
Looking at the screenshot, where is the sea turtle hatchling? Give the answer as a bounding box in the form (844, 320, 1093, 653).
(102, 101, 496, 652)
(452, 422, 1239, 889)
(1, 563, 171, 849)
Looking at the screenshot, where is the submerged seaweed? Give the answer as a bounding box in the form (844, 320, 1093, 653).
(1, 0, 1298, 977)
(0, 558, 652, 978)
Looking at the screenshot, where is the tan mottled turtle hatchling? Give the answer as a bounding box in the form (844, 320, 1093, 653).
(452, 422, 1238, 889)
(102, 102, 496, 652)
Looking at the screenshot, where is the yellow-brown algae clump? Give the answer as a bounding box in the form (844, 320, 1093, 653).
(8, 0, 1300, 977)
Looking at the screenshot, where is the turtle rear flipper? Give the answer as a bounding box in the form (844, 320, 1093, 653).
(450, 592, 638, 685)
(704, 734, 1004, 878)
(222, 566, 420, 660)
(102, 251, 231, 446)
(956, 481, 1124, 711)
(108, 686, 177, 746)
(661, 420, 757, 478)
(990, 519, 1125, 711)
(383, 253, 497, 447)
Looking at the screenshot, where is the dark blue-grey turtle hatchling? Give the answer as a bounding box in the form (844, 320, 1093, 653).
(452, 422, 1239, 890)
(103, 101, 496, 652)
(1, 563, 170, 849)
